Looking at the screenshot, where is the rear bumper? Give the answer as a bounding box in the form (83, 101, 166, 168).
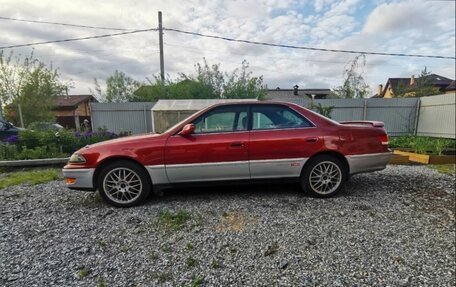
(62, 168, 96, 191)
(346, 152, 392, 175)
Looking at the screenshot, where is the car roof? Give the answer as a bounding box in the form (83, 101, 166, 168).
(210, 101, 294, 107)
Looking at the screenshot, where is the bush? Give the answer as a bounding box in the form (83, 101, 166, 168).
(1, 129, 120, 160)
(0, 143, 18, 160)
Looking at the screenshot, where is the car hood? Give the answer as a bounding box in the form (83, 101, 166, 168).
(85, 133, 164, 149)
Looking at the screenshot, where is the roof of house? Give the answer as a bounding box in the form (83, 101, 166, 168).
(426, 74, 453, 86)
(445, 80, 455, 91)
(266, 88, 331, 101)
(55, 95, 97, 109)
(381, 74, 454, 97)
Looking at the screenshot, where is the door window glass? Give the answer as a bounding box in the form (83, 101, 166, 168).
(193, 106, 248, 134)
(252, 105, 312, 130)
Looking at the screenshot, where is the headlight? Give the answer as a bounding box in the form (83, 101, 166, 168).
(69, 153, 86, 164)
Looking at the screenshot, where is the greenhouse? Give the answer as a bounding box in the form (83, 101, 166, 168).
(151, 99, 255, 133)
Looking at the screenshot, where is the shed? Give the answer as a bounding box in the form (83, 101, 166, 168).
(151, 99, 255, 133)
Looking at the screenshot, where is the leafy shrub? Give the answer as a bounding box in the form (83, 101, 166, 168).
(1, 129, 120, 160)
(389, 136, 455, 155)
(0, 143, 18, 160)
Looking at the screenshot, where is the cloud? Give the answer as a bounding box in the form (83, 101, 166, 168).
(0, 0, 454, 95)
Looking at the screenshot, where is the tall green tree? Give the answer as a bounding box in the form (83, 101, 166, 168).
(131, 59, 267, 101)
(332, 54, 370, 98)
(0, 51, 68, 126)
(92, 70, 142, 102)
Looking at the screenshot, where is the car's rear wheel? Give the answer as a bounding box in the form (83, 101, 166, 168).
(97, 160, 151, 207)
(301, 155, 346, 198)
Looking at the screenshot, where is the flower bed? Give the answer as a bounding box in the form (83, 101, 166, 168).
(389, 136, 456, 165)
(1, 129, 121, 161)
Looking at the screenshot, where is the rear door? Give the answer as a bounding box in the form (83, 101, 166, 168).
(165, 105, 250, 183)
(249, 104, 320, 179)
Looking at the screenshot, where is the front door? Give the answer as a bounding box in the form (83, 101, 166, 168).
(165, 105, 250, 183)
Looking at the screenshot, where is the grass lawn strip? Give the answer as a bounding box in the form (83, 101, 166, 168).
(428, 164, 456, 176)
(0, 168, 62, 189)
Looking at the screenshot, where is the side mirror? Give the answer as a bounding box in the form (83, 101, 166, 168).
(179, 124, 195, 136)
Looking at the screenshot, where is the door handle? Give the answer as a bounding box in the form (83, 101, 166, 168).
(230, 142, 244, 147)
(306, 137, 318, 143)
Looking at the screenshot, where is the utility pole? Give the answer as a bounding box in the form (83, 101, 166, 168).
(18, 104, 24, 128)
(158, 11, 165, 84)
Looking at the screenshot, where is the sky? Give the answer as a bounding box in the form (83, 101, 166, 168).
(1, 0, 455, 96)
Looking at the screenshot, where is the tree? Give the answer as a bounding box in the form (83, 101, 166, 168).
(92, 70, 142, 102)
(332, 54, 370, 98)
(222, 60, 267, 99)
(309, 103, 335, 119)
(394, 68, 439, 98)
(0, 51, 68, 126)
(131, 59, 267, 101)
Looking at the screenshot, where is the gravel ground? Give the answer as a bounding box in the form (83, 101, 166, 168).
(1, 165, 455, 287)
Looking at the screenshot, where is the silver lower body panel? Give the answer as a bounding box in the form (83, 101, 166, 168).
(62, 168, 95, 189)
(346, 152, 392, 175)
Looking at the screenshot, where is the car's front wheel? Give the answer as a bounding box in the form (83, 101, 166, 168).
(97, 160, 151, 207)
(301, 155, 346, 198)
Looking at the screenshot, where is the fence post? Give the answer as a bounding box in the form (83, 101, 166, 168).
(363, 99, 367, 120)
(413, 99, 421, 135)
(143, 104, 147, 133)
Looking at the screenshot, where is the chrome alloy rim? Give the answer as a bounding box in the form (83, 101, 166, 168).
(309, 161, 342, 194)
(103, 168, 143, 204)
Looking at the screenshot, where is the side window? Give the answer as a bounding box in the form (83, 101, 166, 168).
(193, 106, 248, 134)
(0, 121, 5, 131)
(252, 105, 312, 130)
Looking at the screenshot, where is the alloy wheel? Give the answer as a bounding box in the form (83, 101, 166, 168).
(309, 161, 342, 195)
(102, 167, 143, 204)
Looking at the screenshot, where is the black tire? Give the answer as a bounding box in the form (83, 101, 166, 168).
(301, 155, 347, 198)
(97, 160, 151, 207)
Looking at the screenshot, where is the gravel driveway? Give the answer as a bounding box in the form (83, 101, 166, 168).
(1, 165, 455, 287)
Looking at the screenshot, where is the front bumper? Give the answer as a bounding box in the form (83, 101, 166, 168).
(62, 168, 96, 191)
(346, 152, 392, 175)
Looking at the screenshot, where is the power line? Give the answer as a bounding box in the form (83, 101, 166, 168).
(0, 28, 158, 50)
(0, 16, 132, 31)
(163, 27, 456, 60)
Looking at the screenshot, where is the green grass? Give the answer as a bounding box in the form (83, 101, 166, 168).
(158, 209, 192, 231)
(0, 168, 61, 189)
(429, 164, 456, 176)
(186, 256, 197, 268)
(77, 267, 90, 279)
(97, 238, 106, 250)
(150, 271, 173, 283)
(210, 259, 220, 269)
(96, 277, 106, 287)
(188, 276, 204, 287)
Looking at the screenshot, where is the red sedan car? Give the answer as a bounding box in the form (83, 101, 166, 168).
(63, 102, 391, 207)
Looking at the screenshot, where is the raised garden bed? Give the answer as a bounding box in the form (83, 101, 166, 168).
(393, 150, 456, 165)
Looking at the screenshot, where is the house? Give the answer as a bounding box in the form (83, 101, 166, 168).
(444, 80, 455, 94)
(266, 85, 332, 101)
(375, 74, 454, 98)
(54, 95, 98, 130)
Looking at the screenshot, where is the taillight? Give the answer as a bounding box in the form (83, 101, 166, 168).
(379, 134, 389, 145)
